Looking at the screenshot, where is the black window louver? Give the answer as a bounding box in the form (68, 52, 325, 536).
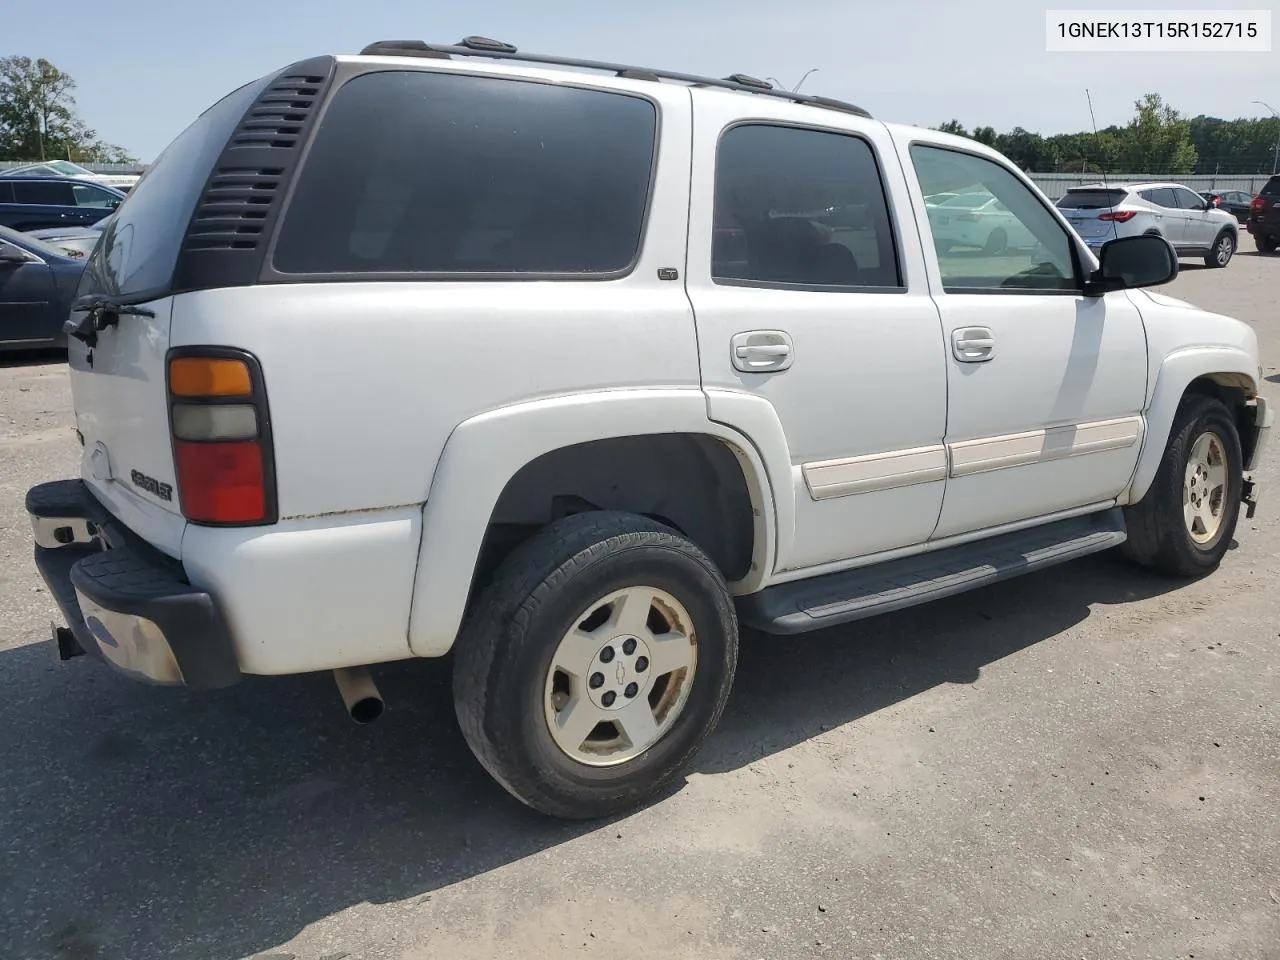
(183, 72, 325, 253)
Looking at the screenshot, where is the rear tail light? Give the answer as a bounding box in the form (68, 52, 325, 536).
(1251, 195, 1265, 213)
(955, 213, 977, 221)
(166, 349, 276, 526)
(1098, 210, 1138, 222)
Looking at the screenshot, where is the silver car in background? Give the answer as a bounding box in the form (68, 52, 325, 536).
(1057, 181, 1239, 268)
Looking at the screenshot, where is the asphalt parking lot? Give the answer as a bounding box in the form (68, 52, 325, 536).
(2, 253, 1279, 960)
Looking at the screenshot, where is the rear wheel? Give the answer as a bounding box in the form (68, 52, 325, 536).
(452, 511, 739, 819)
(1205, 230, 1234, 268)
(983, 228, 1008, 255)
(1121, 394, 1243, 577)
(1256, 234, 1279, 253)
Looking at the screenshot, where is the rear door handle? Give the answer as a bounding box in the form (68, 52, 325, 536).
(952, 326, 995, 362)
(730, 330, 794, 372)
(735, 344, 789, 358)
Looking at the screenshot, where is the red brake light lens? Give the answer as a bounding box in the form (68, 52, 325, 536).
(168, 350, 275, 526)
(1098, 210, 1138, 222)
(1252, 196, 1265, 212)
(174, 441, 267, 524)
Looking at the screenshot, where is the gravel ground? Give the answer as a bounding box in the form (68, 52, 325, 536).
(1, 253, 1278, 960)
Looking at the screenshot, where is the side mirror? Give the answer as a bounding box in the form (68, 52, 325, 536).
(0, 244, 30, 264)
(1085, 234, 1178, 296)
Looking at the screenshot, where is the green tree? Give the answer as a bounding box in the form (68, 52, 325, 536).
(934, 119, 968, 136)
(1114, 93, 1197, 175)
(0, 56, 134, 162)
(970, 125, 998, 147)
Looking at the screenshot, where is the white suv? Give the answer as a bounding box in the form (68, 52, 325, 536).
(25, 38, 1272, 820)
(1057, 182, 1240, 267)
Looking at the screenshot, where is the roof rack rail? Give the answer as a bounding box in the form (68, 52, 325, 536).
(356, 38, 872, 118)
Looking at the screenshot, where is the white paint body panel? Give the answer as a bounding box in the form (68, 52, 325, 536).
(406, 389, 778, 657)
(1122, 289, 1261, 502)
(67, 298, 187, 558)
(889, 126, 1151, 539)
(685, 92, 949, 572)
(181, 509, 421, 674)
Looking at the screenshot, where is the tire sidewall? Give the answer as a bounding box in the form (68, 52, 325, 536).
(1214, 231, 1234, 266)
(488, 538, 737, 805)
(1163, 399, 1243, 568)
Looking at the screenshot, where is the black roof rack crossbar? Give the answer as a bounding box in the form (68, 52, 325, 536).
(357, 38, 872, 118)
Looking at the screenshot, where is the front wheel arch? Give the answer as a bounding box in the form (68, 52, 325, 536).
(1125, 354, 1259, 505)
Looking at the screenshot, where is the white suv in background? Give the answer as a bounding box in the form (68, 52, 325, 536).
(1057, 182, 1240, 268)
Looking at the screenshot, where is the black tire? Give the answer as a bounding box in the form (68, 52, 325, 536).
(1205, 229, 1235, 268)
(451, 511, 739, 819)
(1256, 234, 1279, 254)
(1121, 394, 1243, 578)
(983, 228, 1008, 255)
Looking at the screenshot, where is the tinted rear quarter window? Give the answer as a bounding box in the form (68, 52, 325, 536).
(77, 74, 273, 299)
(1261, 177, 1280, 197)
(272, 71, 658, 277)
(1057, 189, 1127, 209)
(12, 181, 76, 205)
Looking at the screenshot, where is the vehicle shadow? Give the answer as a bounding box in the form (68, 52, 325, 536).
(0, 549, 1188, 960)
(0, 348, 67, 368)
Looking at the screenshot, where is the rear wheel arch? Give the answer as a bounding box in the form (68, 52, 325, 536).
(474, 433, 763, 605)
(407, 390, 782, 659)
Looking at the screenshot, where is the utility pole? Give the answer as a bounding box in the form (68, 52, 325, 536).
(1253, 100, 1280, 175)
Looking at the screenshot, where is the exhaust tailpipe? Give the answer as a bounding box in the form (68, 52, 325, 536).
(333, 667, 384, 724)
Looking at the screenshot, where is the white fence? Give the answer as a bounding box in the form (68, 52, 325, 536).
(1029, 172, 1274, 199)
(1, 161, 1274, 198)
(0, 161, 148, 174)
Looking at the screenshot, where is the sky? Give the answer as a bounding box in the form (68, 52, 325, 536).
(5, 0, 1278, 161)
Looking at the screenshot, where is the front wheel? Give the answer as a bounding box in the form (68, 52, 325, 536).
(451, 511, 739, 819)
(1121, 394, 1243, 578)
(1205, 230, 1235, 268)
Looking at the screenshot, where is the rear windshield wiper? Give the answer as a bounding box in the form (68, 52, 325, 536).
(65, 294, 156, 348)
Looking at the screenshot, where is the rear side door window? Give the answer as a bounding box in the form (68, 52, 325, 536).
(12, 181, 76, 206)
(710, 122, 903, 289)
(273, 70, 658, 277)
(1139, 188, 1178, 209)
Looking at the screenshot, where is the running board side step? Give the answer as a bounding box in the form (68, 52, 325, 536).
(738, 509, 1128, 635)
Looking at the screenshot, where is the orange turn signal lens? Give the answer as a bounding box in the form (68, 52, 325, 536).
(169, 357, 252, 398)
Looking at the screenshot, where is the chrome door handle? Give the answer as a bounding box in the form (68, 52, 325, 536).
(730, 330, 794, 372)
(952, 326, 995, 362)
(735, 344, 790, 358)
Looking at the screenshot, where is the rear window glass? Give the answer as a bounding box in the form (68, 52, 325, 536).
(1261, 177, 1280, 197)
(1056, 189, 1126, 209)
(272, 70, 658, 276)
(12, 180, 76, 205)
(77, 74, 272, 299)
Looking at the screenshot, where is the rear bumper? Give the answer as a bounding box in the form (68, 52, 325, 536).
(26, 479, 241, 688)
